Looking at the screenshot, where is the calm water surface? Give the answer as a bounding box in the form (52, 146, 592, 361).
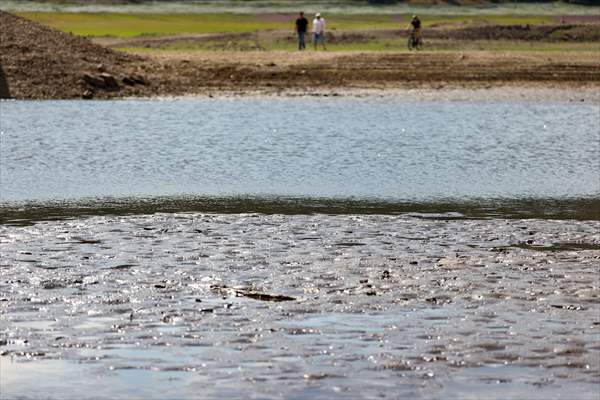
(1, 98, 598, 202)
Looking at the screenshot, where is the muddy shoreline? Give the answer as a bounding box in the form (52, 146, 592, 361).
(4, 50, 600, 100)
(123, 50, 600, 101)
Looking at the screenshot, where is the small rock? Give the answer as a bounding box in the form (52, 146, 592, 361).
(82, 73, 105, 89)
(0, 64, 10, 99)
(82, 90, 94, 99)
(130, 74, 147, 85)
(99, 73, 119, 91)
(122, 76, 136, 86)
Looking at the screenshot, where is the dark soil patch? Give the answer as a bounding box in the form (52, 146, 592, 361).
(557, 15, 600, 24)
(430, 23, 600, 42)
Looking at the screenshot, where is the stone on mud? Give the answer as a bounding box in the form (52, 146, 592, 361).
(82, 73, 106, 89)
(131, 74, 148, 85)
(122, 76, 136, 86)
(83, 73, 120, 91)
(0, 64, 10, 99)
(82, 89, 94, 100)
(99, 73, 119, 91)
(122, 74, 148, 86)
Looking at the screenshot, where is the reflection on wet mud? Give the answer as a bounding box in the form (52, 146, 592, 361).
(512, 242, 600, 252)
(1, 213, 599, 399)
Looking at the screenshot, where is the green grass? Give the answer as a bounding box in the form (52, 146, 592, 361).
(19, 12, 285, 36)
(19, 11, 556, 37)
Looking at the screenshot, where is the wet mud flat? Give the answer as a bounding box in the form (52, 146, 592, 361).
(1, 213, 599, 399)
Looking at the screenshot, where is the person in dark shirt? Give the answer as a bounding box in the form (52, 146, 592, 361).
(295, 11, 309, 50)
(410, 15, 422, 40)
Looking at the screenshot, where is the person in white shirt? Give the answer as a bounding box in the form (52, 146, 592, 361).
(312, 13, 327, 50)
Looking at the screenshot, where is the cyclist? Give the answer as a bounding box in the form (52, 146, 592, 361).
(409, 14, 422, 49)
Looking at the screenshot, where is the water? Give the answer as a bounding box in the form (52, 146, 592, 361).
(1, 213, 599, 399)
(1, 97, 599, 399)
(1, 98, 599, 203)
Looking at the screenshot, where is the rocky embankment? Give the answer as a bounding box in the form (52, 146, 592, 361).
(0, 11, 153, 99)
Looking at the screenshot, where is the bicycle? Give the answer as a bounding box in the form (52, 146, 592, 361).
(407, 30, 422, 50)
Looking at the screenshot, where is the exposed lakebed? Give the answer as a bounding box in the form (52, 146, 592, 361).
(1, 213, 599, 399)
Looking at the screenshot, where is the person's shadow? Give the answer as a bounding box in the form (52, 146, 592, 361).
(0, 65, 10, 99)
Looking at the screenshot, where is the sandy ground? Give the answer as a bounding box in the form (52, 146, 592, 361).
(137, 50, 600, 100)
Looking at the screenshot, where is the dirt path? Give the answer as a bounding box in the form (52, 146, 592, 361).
(140, 50, 600, 96)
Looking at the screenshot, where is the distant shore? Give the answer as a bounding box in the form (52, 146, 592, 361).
(1, 10, 599, 100)
(4, 49, 600, 100)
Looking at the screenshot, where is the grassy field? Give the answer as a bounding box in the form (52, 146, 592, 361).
(17, 11, 598, 53)
(19, 12, 556, 37)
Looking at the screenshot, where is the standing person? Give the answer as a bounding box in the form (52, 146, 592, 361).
(409, 14, 422, 47)
(312, 13, 327, 51)
(295, 11, 308, 50)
